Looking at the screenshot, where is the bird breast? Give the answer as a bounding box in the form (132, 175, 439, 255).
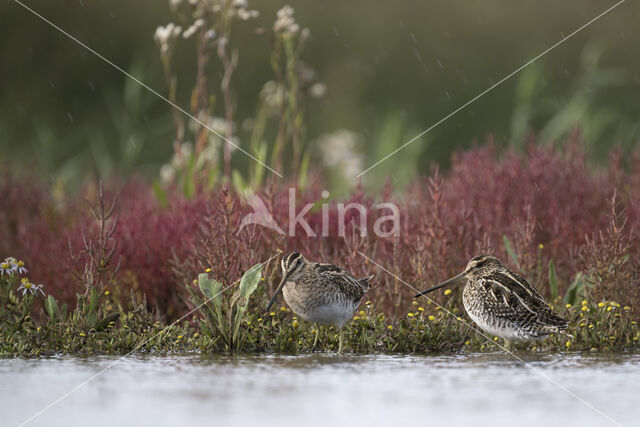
(282, 281, 356, 327)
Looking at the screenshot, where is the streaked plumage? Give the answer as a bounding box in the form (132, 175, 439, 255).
(266, 252, 372, 352)
(415, 255, 569, 348)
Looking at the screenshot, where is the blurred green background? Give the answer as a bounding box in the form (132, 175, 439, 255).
(1, 0, 639, 189)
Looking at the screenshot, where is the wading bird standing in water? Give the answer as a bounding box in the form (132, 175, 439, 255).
(266, 252, 373, 353)
(415, 255, 570, 350)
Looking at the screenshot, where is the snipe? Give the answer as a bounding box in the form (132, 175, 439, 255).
(415, 255, 569, 350)
(266, 252, 373, 353)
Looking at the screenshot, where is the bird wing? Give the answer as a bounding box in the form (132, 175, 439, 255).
(481, 272, 567, 328)
(313, 263, 368, 303)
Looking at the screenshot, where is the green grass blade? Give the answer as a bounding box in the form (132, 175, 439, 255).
(502, 235, 520, 268)
(548, 260, 559, 301)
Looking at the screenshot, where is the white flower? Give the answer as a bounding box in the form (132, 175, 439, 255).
(237, 9, 259, 21)
(183, 18, 205, 39)
(208, 116, 228, 135)
(169, 0, 184, 12)
(17, 278, 45, 297)
(160, 164, 176, 184)
(154, 23, 181, 54)
(309, 82, 327, 98)
(317, 129, 364, 182)
(260, 80, 284, 110)
(274, 5, 300, 36)
(0, 257, 27, 276)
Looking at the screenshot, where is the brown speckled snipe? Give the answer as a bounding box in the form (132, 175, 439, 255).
(415, 255, 570, 350)
(266, 252, 372, 353)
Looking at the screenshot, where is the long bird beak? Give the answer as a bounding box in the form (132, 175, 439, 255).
(414, 272, 466, 298)
(265, 271, 292, 313)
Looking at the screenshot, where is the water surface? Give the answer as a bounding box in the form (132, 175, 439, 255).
(1, 353, 637, 427)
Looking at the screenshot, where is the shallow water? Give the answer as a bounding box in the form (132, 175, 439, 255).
(1, 352, 638, 427)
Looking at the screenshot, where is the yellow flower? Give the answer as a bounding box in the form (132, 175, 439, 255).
(353, 316, 360, 321)
(257, 318, 263, 322)
(412, 300, 418, 306)
(177, 335, 183, 340)
(456, 317, 462, 321)
(623, 306, 631, 311)
(598, 302, 605, 308)
(292, 320, 299, 328)
(358, 310, 365, 316)
(581, 306, 588, 312)
(538, 243, 544, 249)
(194, 332, 199, 338)
(79, 333, 86, 337)
(588, 324, 594, 329)
(269, 312, 275, 316)
(418, 307, 425, 312)
(280, 306, 287, 312)
(493, 337, 498, 341)
(246, 321, 252, 326)
(465, 340, 470, 345)
(565, 341, 571, 348)
(444, 289, 452, 296)
(205, 268, 211, 273)
(365, 301, 372, 305)
(607, 307, 613, 312)
(632, 321, 637, 325)
(105, 290, 110, 296)
(407, 312, 414, 318)
(581, 300, 588, 306)
(387, 325, 393, 331)
(428, 315, 435, 321)
(565, 304, 572, 309)
(36, 326, 41, 332)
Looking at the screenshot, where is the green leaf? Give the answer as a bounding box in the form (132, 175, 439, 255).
(198, 273, 223, 314)
(95, 312, 120, 332)
(44, 295, 59, 322)
(548, 260, 559, 301)
(239, 264, 263, 302)
(232, 264, 263, 347)
(563, 272, 585, 306)
(252, 143, 268, 189)
(298, 150, 311, 190)
(502, 235, 520, 268)
(152, 180, 169, 209)
(232, 169, 247, 193)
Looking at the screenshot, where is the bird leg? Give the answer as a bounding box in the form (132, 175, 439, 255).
(338, 329, 344, 354)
